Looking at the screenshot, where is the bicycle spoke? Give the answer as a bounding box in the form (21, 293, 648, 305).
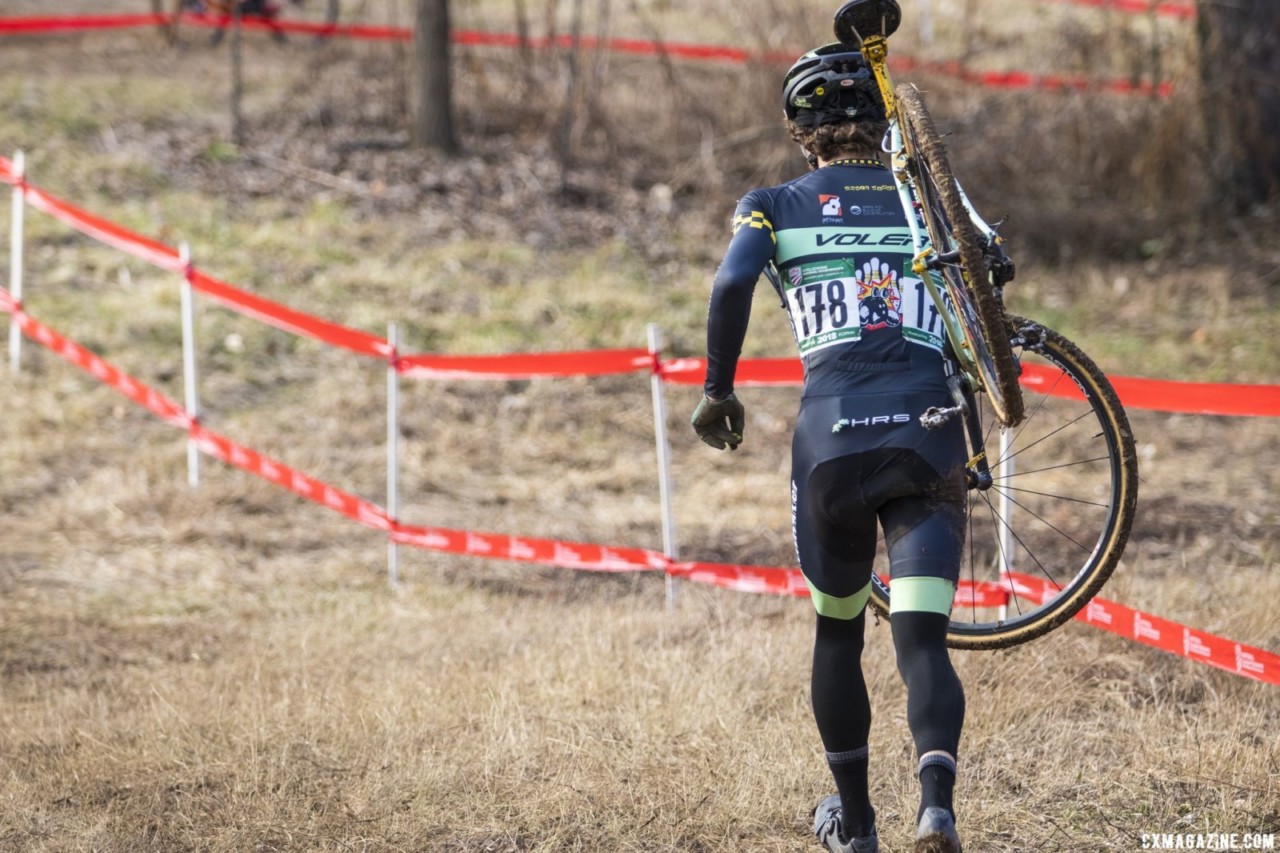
(996, 484, 1112, 510)
(992, 456, 1111, 479)
(1002, 368, 1062, 453)
(931, 316, 1135, 647)
(966, 490, 978, 623)
(990, 485, 1095, 555)
(994, 408, 1096, 467)
(981, 490, 1024, 615)
(980, 488, 1065, 593)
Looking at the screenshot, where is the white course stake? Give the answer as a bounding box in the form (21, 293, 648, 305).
(997, 425, 1014, 620)
(919, 0, 934, 46)
(179, 242, 201, 487)
(387, 323, 400, 587)
(8, 150, 25, 374)
(647, 323, 679, 609)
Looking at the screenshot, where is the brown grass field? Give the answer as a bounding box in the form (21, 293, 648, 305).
(2, 2, 1278, 851)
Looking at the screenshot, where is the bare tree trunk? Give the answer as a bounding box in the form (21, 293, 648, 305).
(1197, 0, 1280, 211)
(231, 0, 245, 146)
(411, 0, 458, 153)
(554, 0, 586, 181)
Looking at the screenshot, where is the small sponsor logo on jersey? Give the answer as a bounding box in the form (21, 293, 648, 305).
(819, 194, 842, 219)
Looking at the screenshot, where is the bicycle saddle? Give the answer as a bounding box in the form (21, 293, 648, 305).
(833, 0, 902, 46)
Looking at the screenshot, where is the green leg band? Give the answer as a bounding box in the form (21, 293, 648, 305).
(805, 577, 872, 620)
(889, 576, 957, 616)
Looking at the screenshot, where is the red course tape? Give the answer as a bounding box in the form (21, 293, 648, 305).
(1008, 573, 1280, 686)
(1044, 0, 1196, 19)
(188, 269, 392, 359)
(3, 284, 1277, 686)
(399, 349, 653, 380)
(23, 184, 184, 272)
(2, 150, 1278, 684)
(663, 356, 1280, 418)
(0, 14, 1173, 97)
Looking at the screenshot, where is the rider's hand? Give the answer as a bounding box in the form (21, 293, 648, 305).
(691, 393, 745, 451)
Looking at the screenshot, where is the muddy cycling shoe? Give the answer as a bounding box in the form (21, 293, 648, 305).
(914, 807, 962, 853)
(813, 794, 879, 853)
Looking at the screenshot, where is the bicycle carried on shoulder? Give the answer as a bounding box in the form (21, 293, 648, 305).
(832, 0, 1139, 649)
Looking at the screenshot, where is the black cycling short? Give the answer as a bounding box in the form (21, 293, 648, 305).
(790, 387, 967, 611)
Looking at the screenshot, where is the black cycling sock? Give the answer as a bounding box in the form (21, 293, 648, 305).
(812, 612, 875, 839)
(917, 752, 957, 820)
(826, 747, 875, 839)
(889, 610, 964, 822)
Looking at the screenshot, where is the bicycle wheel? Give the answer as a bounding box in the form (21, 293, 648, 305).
(896, 84, 1026, 428)
(867, 318, 1139, 649)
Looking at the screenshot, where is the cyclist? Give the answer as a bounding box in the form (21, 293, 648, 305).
(691, 43, 967, 853)
(171, 0, 294, 44)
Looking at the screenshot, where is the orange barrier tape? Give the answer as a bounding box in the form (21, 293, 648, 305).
(4, 286, 1277, 685)
(662, 356, 1280, 418)
(1044, 0, 1196, 19)
(187, 268, 392, 359)
(12, 305, 191, 428)
(892, 54, 1174, 98)
(192, 423, 391, 529)
(23, 184, 184, 272)
(1021, 362, 1280, 418)
(0, 13, 170, 33)
(0, 14, 1173, 97)
(399, 349, 654, 380)
(1008, 573, 1280, 686)
(391, 523, 668, 572)
(665, 561, 811, 597)
(3, 154, 1277, 416)
(178, 11, 406, 40)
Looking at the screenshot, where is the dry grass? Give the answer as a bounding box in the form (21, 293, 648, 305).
(2, 3, 1279, 852)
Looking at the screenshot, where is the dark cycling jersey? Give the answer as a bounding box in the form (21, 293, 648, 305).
(706, 158, 952, 401)
(705, 158, 967, 605)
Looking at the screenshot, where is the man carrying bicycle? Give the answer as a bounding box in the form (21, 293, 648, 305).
(692, 42, 967, 853)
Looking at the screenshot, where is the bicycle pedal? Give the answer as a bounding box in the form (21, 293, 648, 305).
(920, 405, 962, 430)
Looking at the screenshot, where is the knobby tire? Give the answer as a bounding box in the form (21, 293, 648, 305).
(896, 84, 1026, 427)
(867, 318, 1138, 649)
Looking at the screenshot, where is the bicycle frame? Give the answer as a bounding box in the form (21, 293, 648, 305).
(855, 31, 1010, 490)
(861, 35, 983, 403)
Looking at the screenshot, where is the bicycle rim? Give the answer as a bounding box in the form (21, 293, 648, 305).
(896, 84, 1026, 427)
(868, 318, 1139, 649)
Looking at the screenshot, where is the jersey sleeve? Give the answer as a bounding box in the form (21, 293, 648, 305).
(704, 191, 777, 399)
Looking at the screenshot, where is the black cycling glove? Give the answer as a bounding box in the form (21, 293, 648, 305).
(691, 394, 745, 451)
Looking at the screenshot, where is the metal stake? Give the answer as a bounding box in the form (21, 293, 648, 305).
(647, 323, 679, 609)
(179, 242, 200, 487)
(8, 151, 25, 374)
(997, 425, 1014, 620)
(387, 323, 400, 587)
